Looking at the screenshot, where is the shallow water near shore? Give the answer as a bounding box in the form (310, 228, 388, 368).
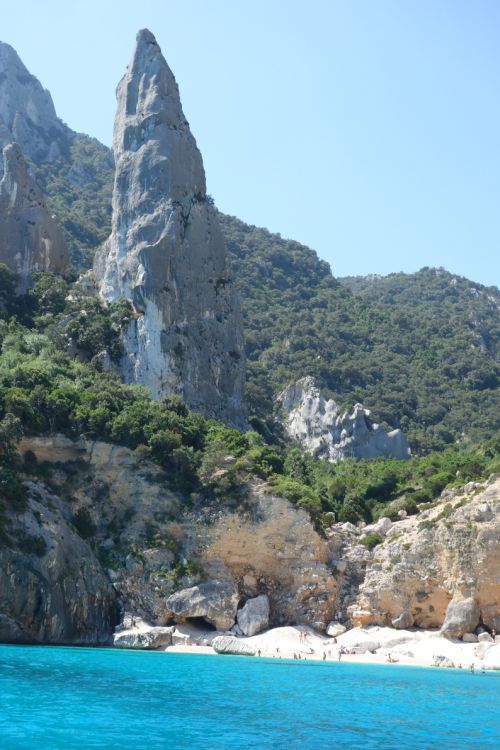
(0, 645, 498, 749)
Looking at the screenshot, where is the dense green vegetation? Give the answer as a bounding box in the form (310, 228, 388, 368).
(19, 135, 500, 456)
(33, 134, 114, 268)
(220, 213, 500, 453)
(0, 264, 498, 536)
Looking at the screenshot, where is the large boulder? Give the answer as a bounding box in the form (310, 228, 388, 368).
(166, 580, 239, 631)
(212, 635, 256, 656)
(114, 626, 173, 650)
(440, 596, 480, 639)
(94, 29, 245, 427)
(237, 595, 269, 636)
(278, 377, 410, 462)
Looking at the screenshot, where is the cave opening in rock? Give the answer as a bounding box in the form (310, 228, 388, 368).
(185, 617, 216, 631)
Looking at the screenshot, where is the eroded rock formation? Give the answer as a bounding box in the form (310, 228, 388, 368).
(279, 377, 410, 462)
(0, 41, 70, 166)
(94, 29, 245, 426)
(329, 478, 500, 634)
(0, 142, 68, 288)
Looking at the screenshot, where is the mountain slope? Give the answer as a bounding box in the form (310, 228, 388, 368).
(1, 40, 499, 452)
(221, 214, 500, 452)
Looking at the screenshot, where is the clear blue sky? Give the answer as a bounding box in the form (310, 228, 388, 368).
(2, 0, 499, 287)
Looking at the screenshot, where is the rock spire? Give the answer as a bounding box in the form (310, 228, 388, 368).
(0, 142, 68, 289)
(94, 29, 245, 427)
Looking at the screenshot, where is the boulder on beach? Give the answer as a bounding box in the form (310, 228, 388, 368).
(237, 595, 270, 637)
(212, 635, 256, 656)
(166, 579, 239, 631)
(440, 596, 480, 639)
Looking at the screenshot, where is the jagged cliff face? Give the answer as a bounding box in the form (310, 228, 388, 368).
(3, 436, 498, 644)
(0, 142, 68, 288)
(279, 377, 410, 461)
(328, 478, 500, 634)
(13, 436, 337, 633)
(94, 30, 245, 427)
(0, 42, 70, 168)
(0, 479, 117, 644)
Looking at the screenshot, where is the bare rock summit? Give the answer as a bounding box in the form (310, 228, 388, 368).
(0, 41, 70, 166)
(94, 30, 245, 427)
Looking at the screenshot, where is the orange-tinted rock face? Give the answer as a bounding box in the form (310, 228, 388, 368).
(337, 479, 500, 632)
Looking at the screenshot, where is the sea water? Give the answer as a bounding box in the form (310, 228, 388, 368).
(0, 645, 498, 749)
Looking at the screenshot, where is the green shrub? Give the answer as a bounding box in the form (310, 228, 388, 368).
(360, 532, 384, 550)
(73, 507, 96, 539)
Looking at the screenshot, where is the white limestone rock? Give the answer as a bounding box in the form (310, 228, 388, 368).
(166, 579, 239, 631)
(212, 635, 256, 656)
(326, 622, 347, 637)
(278, 377, 410, 462)
(114, 626, 173, 650)
(236, 595, 270, 636)
(462, 632, 478, 643)
(477, 632, 493, 643)
(0, 41, 70, 166)
(94, 30, 245, 427)
(441, 596, 480, 639)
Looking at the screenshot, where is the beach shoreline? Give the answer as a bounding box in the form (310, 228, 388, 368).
(116, 621, 500, 672)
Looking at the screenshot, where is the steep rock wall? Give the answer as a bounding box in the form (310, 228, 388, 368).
(94, 30, 245, 427)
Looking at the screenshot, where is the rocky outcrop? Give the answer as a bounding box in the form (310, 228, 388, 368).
(18, 436, 339, 633)
(94, 29, 245, 427)
(0, 482, 117, 644)
(114, 624, 173, 649)
(166, 580, 239, 631)
(237, 595, 270, 636)
(0, 143, 68, 288)
(440, 596, 480, 639)
(278, 377, 410, 462)
(0, 41, 70, 166)
(329, 478, 500, 634)
(212, 635, 256, 656)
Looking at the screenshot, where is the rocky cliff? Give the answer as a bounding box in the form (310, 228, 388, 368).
(0, 479, 117, 644)
(0, 142, 68, 287)
(2, 436, 498, 644)
(0, 41, 71, 167)
(94, 30, 245, 427)
(279, 377, 410, 461)
(328, 477, 500, 636)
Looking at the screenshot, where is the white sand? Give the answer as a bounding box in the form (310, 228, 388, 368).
(162, 623, 500, 671)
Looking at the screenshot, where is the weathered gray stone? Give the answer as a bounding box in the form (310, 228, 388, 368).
(212, 635, 256, 656)
(433, 654, 455, 668)
(441, 597, 480, 639)
(114, 626, 173, 650)
(0, 42, 70, 166)
(237, 595, 269, 636)
(392, 611, 414, 629)
(0, 143, 68, 289)
(278, 377, 410, 462)
(166, 580, 239, 631)
(94, 29, 245, 427)
(462, 632, 478, 643)
(348, 639, 380, 654)
(477, 631, 493, 643)
(0, 483, 117, 644)
(326, 622, 347, 637)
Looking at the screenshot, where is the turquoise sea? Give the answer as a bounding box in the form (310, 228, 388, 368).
(0, 645, 498, 749)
